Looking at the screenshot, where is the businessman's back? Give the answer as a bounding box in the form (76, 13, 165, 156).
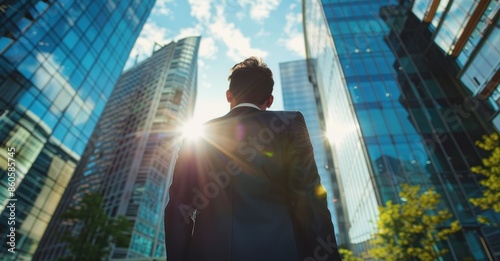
(164, 57, 341, 261)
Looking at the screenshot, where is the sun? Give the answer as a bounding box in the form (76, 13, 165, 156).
(179, 118, 205, 140)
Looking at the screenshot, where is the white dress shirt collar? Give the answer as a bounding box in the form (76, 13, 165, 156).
(231, 103, 261, 111)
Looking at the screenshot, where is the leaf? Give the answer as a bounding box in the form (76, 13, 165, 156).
(370, 184, 460, 260)
(58, 192, 133, 260)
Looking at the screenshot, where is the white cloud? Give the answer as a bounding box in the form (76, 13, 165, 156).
(188, 0, 213, 22)
(151, 0, 174, 16)
(255, 28, 270, 37)
(126, 20, 171, 68)
(237, 0, 281, 23)
(175, 26, 203, 40)
(236, 11, 245, 20)
(200, 37, 218, 59)
(183, 3, 267, 62)
(278, 11, 305, 57)
(284, 12, 301, 35)
(209, 8, 267, 61)
(195, 60, 213, 89)
(281, 33, 305, 57)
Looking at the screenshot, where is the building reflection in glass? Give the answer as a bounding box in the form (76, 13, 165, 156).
(0, 1, 155, 259)
(303, 0, 499, 258)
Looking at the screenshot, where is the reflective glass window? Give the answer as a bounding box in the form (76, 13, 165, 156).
(96, 11, 109, 28)
(18, 91, 35, 111)
(359, 82, 378, 103)
(28, 99, 48, 119)
(32, 67, 51, 90)
(35, 1, 49, 14)
(43, 78, 63, 100)
(51, 46, 67, 66)
(70, 69, 84, 88)
(53, 122, 68, 141)
(41, 111, 58, 130)
(362, 54, 380, 75)
(18, 54, 39, 80)
(394, 105, 417, 134)
(77, 14, 91, 33)
(43, 6, 63, 28)
(382, 106, 404, 135)
(54, 17, 72, 39)
(78, 81, 92, 101)
(53, 87, 72, 111)
(0, 37, 12, 53)
(373, 55, 394, 75)
(62, 57, 77, 79)
(85, 26, 98, 43)
(25, 20, 47, 45)
(356, 109, 375, 136)
(4, 41, 28, 65)
(67, 3, 83, 20)
(411, 0, 428, 21)
(74, 140, 85, 155)
(92, 36, 105, 55)
(87, 1, 102, 18)
(369, 109, 390, 136)
(63, 131, 77, 148)
(73, 41, 87, 61)
(63, 31, 78, 49)
(115, 42, 126, 57)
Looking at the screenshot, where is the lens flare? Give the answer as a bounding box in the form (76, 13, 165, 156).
(180, 119, 205, 140)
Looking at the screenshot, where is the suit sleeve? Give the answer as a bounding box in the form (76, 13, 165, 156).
(164, 140, 197, 261)
(286, 112, 342, 261)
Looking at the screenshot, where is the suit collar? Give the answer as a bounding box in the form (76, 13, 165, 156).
(232, 103, 261, 111)
(226, 106, 260, 117)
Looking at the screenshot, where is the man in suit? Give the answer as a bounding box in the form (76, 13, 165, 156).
(165, 57, 341, 261)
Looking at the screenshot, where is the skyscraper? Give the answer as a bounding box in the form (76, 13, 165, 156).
(279, 59, 349, 246)
(35, 36, 200, 260)
(304, 0, 499, 259)
(0, 1, 155, 260)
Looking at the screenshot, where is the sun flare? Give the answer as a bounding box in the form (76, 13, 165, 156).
(180, 118, 205, 140)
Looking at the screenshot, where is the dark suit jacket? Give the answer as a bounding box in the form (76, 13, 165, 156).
(165, 107, 341, 261)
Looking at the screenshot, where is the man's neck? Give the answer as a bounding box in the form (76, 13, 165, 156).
(231, 103, 262, 111)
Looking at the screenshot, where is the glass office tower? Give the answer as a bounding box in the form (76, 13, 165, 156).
(35, 36, 200, 260)
(304, 0, 499, 259)
(279, 59, 349, 247)
(0, 1, 155, 260)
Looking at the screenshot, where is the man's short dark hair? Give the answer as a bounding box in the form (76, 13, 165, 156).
(228, 57, 274, 104)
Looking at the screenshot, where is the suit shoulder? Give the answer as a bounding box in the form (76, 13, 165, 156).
(204, 116, 223, 125)
(203, 116, 228, 129)
(264, 110, 303, 121)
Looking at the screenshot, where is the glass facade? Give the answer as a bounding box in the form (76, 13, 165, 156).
(411, 0, 500, 128)
(34, 36, 200, 260)
(0, 1, 154, 260)
(303, 0, 379, 250)
(304, 0, 500, 259)
(279, 59, 349, 246)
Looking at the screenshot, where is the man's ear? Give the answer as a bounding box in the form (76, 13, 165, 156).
(265, 95, 274, 108)
(226, 90, 232, 103)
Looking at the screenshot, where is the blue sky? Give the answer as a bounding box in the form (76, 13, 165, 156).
(124, 0, 306, 123)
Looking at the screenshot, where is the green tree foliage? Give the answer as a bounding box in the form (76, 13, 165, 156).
(370, 184, 461, 261)
(339, 248, 362, 261)
(470, 133, 500, 223)
(58, 192, 133, 261)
